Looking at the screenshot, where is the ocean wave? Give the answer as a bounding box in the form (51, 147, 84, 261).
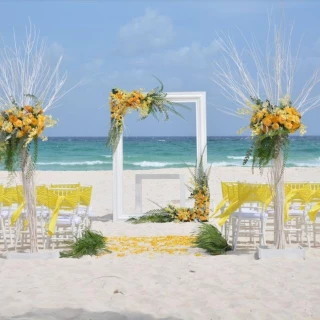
(227, 156, 246, 160)
(131, 161, 180, 167)
(38, 160, 110, 166)
(158, 140, 166, 142)
(287, 162, 319, 167)
(101, 155, 112, 158)
(210, 161, 237, 167)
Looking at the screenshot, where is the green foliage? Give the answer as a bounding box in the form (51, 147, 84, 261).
(193, 223, 232, 255)
(126, 204, 177, 224)
(187, 150, 211, 198)
(60, 229, 111, 258)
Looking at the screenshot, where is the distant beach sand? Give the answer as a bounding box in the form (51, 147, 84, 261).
(0, 167, 320, 319)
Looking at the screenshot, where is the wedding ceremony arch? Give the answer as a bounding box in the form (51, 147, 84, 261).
(112, 91, 207, 221)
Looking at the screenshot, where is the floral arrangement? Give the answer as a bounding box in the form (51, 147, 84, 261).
(242, 95, 305, 171)
(127, 155, 211, 223)
(0, 95, 56, 173)
(107, 79, 186, 153)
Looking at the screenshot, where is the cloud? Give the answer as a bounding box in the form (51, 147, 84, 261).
(131, 40, 220, 70)
(116, 9, 175, 55)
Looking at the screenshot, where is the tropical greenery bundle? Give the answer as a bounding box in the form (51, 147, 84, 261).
(60, 229, 111, 258)
(0, 95, 56, 175)
(127, 155, 211, 223)
(193, 223, 232, 255)
(242, 95, 305, 172)
(107, 79, 187, 153)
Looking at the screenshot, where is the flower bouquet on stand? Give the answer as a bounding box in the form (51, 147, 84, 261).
(0, 24, 68, 253)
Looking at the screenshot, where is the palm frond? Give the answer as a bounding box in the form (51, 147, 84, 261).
(60, 229, 111, 258)
(193, 223, 232, 255)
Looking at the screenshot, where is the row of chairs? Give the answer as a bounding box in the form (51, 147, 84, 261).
(214, 182, 320, 251)
(0, 183, 93, 250)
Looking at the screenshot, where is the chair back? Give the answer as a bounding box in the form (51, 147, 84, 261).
(79, 186, 92, 206)
(50, 183, 80, 189)
(47, 188, 80, 211)
(36, 185, 48, 207)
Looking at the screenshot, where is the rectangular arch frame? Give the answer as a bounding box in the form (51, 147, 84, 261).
(112, 91, 207, 221)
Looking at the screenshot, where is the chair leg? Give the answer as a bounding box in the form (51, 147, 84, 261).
(0, 218, 8, 250)
(313, 223, 317, 247)
(232, 217, 241, 251)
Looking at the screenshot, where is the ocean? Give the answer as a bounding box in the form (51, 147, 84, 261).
(6, 136, 320, 171)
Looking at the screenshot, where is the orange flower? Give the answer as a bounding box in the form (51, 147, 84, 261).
(263, 117, 272, 127)
(9, 115, 18, 123)
(285, 122, 293, 130)
(23, 125, 32, 133)
(24, 105, 33, 112)
(256, 112, 263, 120)
(272, 123, 279, 130)
(278, 115, 286, 124)
(14, 119, 23, 128)
(31, 118, 38, 126)
(16, 130, 24, 138)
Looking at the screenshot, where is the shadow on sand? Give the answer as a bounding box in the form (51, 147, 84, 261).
(4, 308, 182, 320)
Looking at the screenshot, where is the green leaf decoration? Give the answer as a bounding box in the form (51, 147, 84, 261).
(60, 229, 111, 258)
(193, 223, 232, 255)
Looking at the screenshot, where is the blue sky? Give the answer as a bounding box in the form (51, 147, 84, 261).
(1, 0, 320, 136)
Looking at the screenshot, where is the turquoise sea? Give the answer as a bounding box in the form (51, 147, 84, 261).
(5, 136, 318, 171)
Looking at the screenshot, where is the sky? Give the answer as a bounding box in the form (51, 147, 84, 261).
(1, 0, 320, 136)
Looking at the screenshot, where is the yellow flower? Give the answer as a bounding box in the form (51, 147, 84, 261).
(23, 117, 31, 126)
(272, 123, 279, 130)
(5, 123, 13, 133)
(31, 118, 38, 126)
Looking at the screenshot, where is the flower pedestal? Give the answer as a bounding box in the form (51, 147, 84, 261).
(5, 251, 60, 260)
(21, 149, 38, 253)
(256, 245, 306, 259)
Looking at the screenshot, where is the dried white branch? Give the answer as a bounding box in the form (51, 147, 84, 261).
(0, 21, 68, 111)
(212, 15, 320, 115)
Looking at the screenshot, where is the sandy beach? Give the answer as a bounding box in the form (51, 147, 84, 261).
(0, 167, 320, 319)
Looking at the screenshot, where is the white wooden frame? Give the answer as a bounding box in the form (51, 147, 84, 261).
(135, 174, 186, 213)
(112, 91, 207, 221)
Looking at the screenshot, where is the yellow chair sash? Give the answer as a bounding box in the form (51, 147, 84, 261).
(217, 183, 272, 226)
(47, 189, 80, 236)
(10, 202, 25, 226)
(309, 203, 320, 222)
(48, 196, 65, 236)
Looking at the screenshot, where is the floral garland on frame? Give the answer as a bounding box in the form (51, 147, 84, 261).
(107, 79, 187, 153)
(241, 95, 305, 172)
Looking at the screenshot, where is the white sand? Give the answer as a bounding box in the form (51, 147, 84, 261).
(0, 168, 320, 319)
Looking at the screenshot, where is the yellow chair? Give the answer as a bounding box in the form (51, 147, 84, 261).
(46, 188, 81, 248)
(229, 183, 270, 250)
